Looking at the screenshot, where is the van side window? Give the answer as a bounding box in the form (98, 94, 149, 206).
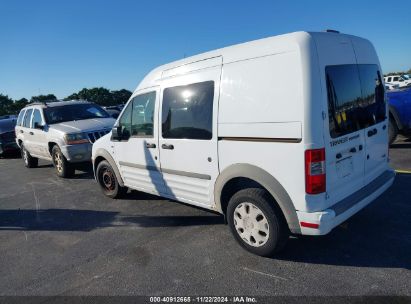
(16, 110, 26, 126)
(23, 109, 33, 128)
(118, 102, 132, 139)
(32, 109, 43, 128)
(130, 91, 156, 137)
(162, 81, 214, 140)
(387, 77, 392, 82)
(326, 64, 386, 138)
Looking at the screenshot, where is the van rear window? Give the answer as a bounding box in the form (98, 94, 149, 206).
(326, 64, 385, 138)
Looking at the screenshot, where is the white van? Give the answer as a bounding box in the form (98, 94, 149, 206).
(92, 31, 395, 256)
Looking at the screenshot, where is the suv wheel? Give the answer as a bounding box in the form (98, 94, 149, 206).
(96, 160, 128, 198)
(227, 188, 289, 257)
(52, 145, 74, 178)
(21, 143, 38, 168)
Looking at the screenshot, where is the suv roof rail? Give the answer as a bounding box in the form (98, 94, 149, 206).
(325, 29, 340, 33)
(24, 99, 91, 108)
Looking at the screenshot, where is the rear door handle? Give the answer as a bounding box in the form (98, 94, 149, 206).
(29, 132, 34, 135)
(146, 143, 156, 149)
(20, 130, 24, 133)
(161, 144, 174, 150)
(336, 153, 342, 159)
(349, 147, 357, 153)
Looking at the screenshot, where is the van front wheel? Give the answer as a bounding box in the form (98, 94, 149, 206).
(96, 160, 127, 199)
(227, 188, 289, 257)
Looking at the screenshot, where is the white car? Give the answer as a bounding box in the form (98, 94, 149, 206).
(385, 82, 400, 91)
(384, 75, 411, 88)
(15, 100, 115, 177)
(92, 31, 395, 257)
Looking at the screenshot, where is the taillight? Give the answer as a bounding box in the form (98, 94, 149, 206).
(305, 148, 326, 194)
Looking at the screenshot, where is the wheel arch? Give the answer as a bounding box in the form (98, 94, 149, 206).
(93, 148, 125, 186)
(215, 164, 301, 234)
(389, 104, 403, 131)
(48, 142, 58, 156)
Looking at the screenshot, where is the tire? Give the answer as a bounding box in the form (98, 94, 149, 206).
(52, 145, 74, 178)
(96, 160, 128, 199)
(20, 143, 38, 168)
(388, 117, 398, 145)
(227, 188, 289, 257)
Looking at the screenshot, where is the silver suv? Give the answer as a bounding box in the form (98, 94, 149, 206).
(15, 100, 116, 177)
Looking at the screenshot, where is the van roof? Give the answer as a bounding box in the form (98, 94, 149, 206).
(133, 31, 367, 93)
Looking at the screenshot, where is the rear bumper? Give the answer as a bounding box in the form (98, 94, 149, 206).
(296, 170, 395, 235)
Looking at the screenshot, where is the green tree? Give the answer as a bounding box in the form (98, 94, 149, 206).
(0, 94, 14, 116)
(30, 94, 57, 103)
(76, 87, 114, 106)
(10, 98, 28, 114)
(111, 89, 132, 104)
(63, 93, 79, 101)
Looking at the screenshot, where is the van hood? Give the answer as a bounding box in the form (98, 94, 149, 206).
(49, 118, 115, 134)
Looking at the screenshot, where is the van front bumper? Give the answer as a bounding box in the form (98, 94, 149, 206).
(296, 170, 395, 236)
(61, 143, 92, 163)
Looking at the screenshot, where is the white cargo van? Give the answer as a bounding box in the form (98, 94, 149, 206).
(92, 31, 395, 256)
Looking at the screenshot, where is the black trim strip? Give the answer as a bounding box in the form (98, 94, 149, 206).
(161, 168, 211, 180)
(118, 161, 211, 180)
(330, 170, 395, 216)
(119, 161, 158, 172)
(218, 137, 302, 143)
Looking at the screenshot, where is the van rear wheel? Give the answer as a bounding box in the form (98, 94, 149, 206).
(96, 160, 128, 199)
(227, 188, 289, 257)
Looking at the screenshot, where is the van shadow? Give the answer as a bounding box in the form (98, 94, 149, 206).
(0, 209, 223, 231)
(276, 174, 411, 270)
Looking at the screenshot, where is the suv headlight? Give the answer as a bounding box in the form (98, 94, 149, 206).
(64, 133, 89, 145)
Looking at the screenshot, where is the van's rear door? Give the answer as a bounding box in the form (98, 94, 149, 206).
(314, 33, 366, 208)
(350, 37, 389, 185)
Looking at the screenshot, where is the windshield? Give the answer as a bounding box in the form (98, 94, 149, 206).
(43, 104, 110, 124)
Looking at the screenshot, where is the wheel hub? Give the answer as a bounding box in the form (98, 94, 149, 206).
(101, 169, 115, 191)
(234, 202, 270, 247)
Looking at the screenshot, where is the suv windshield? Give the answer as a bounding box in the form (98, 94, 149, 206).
(43, 104, 109, 124)
(326, 64, 385, 138)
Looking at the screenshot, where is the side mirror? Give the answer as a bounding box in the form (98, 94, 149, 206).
(34, 122, 44, 130)
(111, 126, 122, 141)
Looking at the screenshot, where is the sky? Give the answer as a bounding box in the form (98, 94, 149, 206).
(1, 0, 410, 100)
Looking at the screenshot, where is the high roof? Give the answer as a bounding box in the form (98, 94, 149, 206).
(133, 31, 315, 92)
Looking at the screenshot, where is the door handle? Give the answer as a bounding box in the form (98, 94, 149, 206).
(29, 132, 34, 135)
(336, 153, 342, 159)
(161, 144, 174, 150)
(349, 147, 357, 153)
(367, 128, 377, 137)
(20, 130, 24, 133)
(382, 125, 387, 130)
(146, 143, 156, 149)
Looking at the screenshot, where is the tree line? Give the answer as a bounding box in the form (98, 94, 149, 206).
(0, 87, 132, 116)
(384, 68, 411, 77)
